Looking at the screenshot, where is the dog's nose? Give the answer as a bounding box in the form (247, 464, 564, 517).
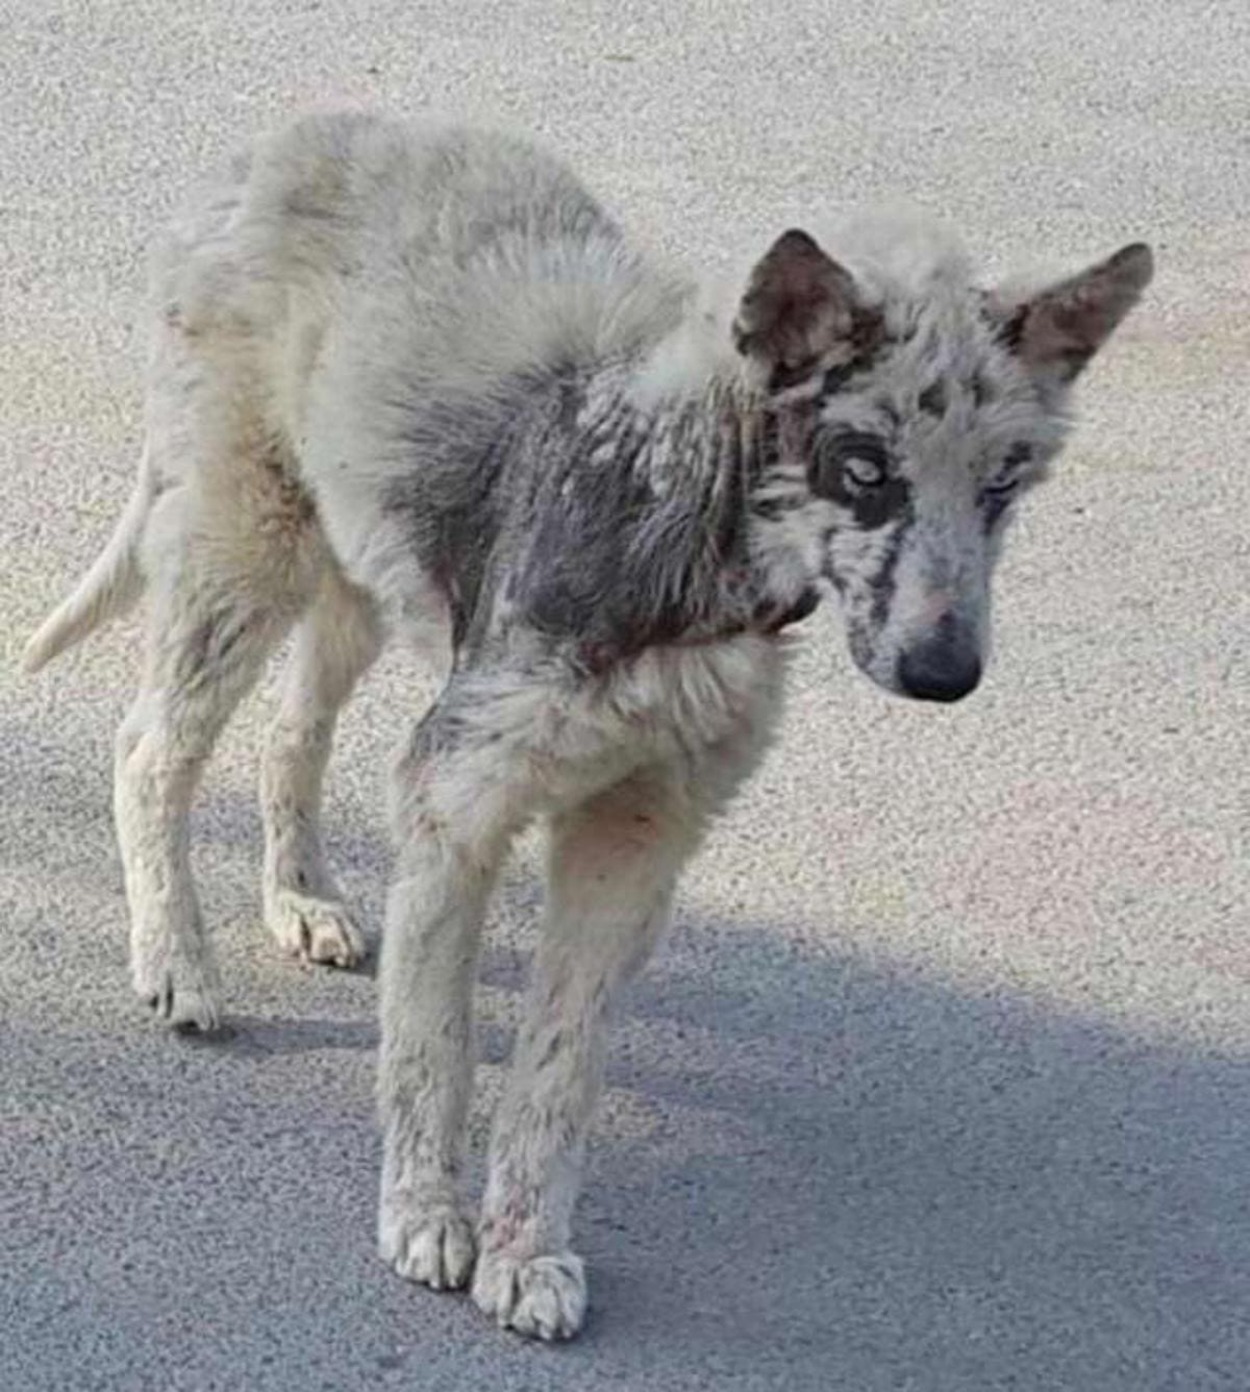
(896, 630, 982, 702)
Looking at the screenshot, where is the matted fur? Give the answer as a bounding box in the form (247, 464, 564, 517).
(24, 110, 1151, 1341)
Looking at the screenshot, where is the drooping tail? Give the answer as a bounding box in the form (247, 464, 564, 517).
(22, 447, 155, 674)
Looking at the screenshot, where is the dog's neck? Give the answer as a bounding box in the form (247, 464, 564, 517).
(547, 354, 820, 671)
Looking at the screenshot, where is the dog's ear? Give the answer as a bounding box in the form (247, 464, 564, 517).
(733, 229, 881, 389)
(991, 243, 1153, 386)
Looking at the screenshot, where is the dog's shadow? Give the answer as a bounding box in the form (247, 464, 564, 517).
(221, 915, 1246, 1390)
(552, 916, 1244, 1389)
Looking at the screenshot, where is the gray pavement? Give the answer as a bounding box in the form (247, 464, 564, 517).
(2, 3, 1247, 1389)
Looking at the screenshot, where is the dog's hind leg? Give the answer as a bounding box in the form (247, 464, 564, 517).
(113, 398, 324, 1030)
(115, 527, 303, 1032)
(472, 767, 703, 1340)
(260, 566, 381, 968)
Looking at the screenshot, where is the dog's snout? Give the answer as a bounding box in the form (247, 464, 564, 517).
(896, 623, 982, 703)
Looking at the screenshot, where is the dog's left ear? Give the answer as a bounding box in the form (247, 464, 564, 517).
(733, 229, 881, 389)
(992, 243, 1154, 386)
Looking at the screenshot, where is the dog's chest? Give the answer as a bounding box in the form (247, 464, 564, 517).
(578, 633, 787, 768)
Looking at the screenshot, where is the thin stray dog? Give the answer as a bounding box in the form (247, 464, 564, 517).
(24, 111, 1152, 1340)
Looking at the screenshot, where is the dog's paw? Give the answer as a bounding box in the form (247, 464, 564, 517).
(266, 890, 366, 969)
(380, 1200, 476, 1292)
(472, 1248, 587, 1341)
(135, 959, 224, 1035)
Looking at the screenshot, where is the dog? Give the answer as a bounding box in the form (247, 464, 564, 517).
(23, 110, 1151, 1340)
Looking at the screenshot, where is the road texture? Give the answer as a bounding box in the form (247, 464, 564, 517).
(1, 2, 1247, 1389)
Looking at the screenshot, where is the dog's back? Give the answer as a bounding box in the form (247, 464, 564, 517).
(156, 112, 683, 426)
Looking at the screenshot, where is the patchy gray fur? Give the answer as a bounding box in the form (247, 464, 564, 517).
(23, 110, 1152, 1340)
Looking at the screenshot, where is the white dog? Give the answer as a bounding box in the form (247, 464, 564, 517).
(25, 110, 1151, 1339)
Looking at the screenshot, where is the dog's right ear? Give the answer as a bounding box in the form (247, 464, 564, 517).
(733, 229, 880, 390)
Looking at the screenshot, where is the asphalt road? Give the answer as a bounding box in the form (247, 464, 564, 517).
(2, 3, 1247, 1389)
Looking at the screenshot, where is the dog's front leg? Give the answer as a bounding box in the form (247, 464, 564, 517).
(377, 722, 517, 1293)
(472, 768, 701, 1340)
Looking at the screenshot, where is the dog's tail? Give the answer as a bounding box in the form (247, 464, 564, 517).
(22, 446, 155, 674)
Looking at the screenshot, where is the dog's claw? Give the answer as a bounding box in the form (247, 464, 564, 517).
(381, 1202, 477, 1292)
(472, 1249, 587, 1341)
(137, 963, 223, 1034)
(266, 890, 367, 968)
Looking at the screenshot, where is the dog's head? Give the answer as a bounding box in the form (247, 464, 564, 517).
(735, 219, 1152, 701)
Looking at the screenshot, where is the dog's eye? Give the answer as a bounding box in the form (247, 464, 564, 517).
(980, 444, 1034, 505)
(842, 453, 887, 489)
(811, 434, 889, 497)
(1004, 442, 1034, 468)
(979, 473, 1020, 529)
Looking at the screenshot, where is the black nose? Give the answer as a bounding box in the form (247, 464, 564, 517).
(896, 633, 982, 702)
